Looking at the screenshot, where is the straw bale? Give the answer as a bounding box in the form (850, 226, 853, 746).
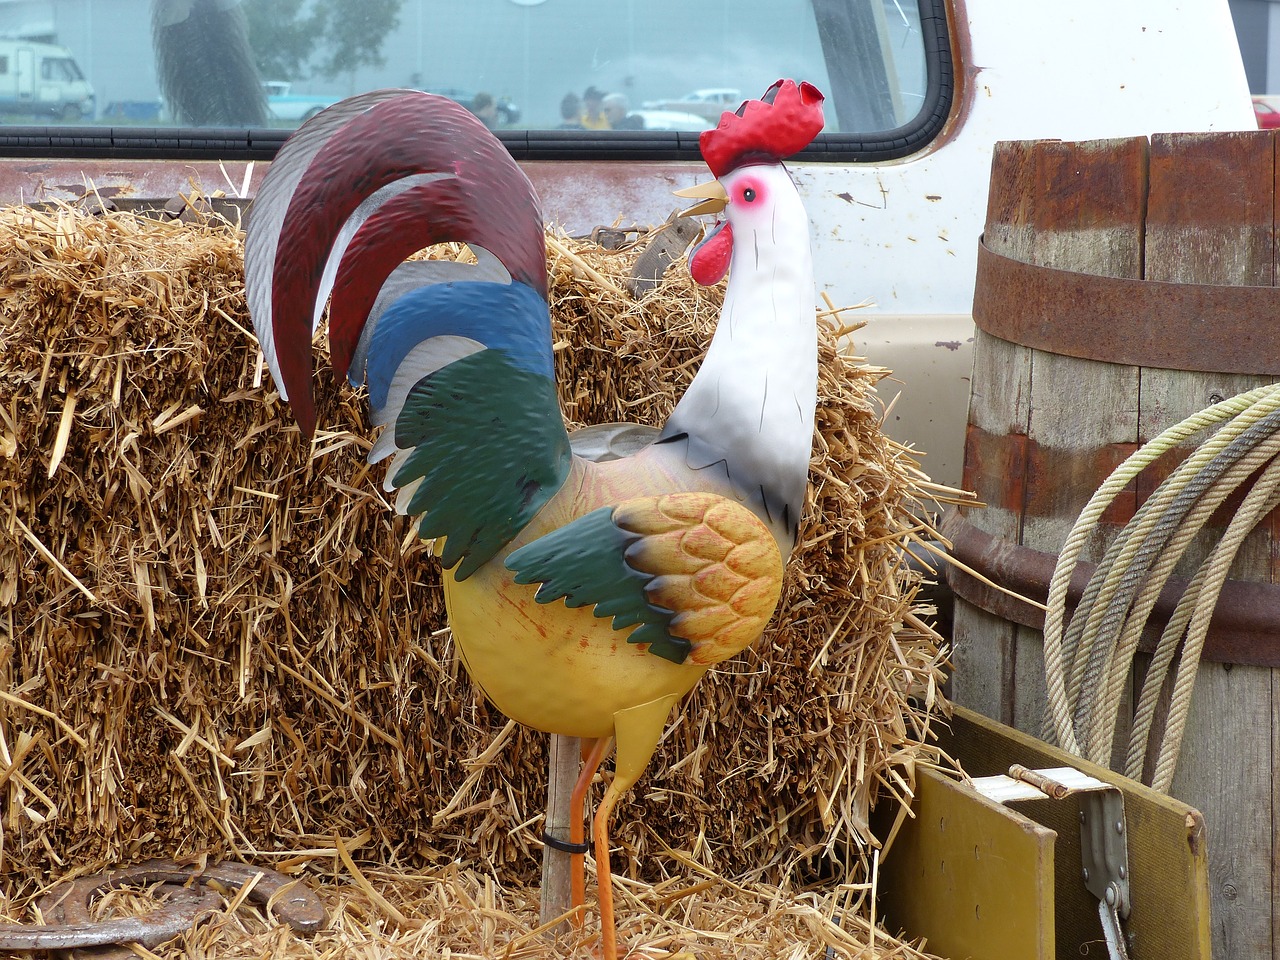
(0, 198, 952, 931)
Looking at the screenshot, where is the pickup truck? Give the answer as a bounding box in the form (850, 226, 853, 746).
(0, 1, 1255, 490)
(0, 6, 1263, 956)
(261, 81, 339, 123)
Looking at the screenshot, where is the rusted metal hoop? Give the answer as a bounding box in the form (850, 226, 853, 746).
(942, 508, 1280, 667)
(973, 238, 1280, 374)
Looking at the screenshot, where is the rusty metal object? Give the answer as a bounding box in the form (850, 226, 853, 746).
(578, 215, 701, 298)
(76, 193, 118, 217)
(0, 158, 713, 232)
(628, 215, 701, 297)
(0, 859, 325, 956)
(943, 508, 1280, 667)
(1007, 763, 1072, 799)
(60, 860, 327, 934)
(588, 225, 633, 250)
(0, 882, 219, 953)
(973, 238, 1280, 374)
(162, 192, 218, 223)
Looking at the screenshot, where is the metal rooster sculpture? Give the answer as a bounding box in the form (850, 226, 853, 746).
(244, 79, 824, 957)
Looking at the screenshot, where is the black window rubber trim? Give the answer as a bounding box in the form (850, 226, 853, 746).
(0, 0, 952, 165)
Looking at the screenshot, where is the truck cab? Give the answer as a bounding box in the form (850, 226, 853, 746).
(0, 0, 1253, 489)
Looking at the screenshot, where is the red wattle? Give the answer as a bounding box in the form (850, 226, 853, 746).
(689, 221, 733, 286)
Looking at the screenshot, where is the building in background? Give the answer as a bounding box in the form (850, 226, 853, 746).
(1232, 0, 1280, 94)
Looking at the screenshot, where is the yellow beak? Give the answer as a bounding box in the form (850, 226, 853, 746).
(673, 179, 728, 217)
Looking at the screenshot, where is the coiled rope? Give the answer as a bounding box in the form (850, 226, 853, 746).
(1042, 383, 1280, 793)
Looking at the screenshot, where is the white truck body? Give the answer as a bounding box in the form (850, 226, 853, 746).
(0, 40, 94, 121)
(804, 0, 1254, 486)
(535, 0, 1255, 489)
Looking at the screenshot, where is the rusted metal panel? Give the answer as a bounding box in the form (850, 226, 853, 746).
(0, 157, 712, 230)
(0, 158, 262, 204)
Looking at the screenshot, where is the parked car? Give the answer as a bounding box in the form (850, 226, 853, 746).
(1253, 95, 1280, 128)
(102, 100, 163, 123)
(641, 87, 741, 121)
(262, 81, 340, 123)
(421, 87, 521, 126)
(629, 109, 711, 131)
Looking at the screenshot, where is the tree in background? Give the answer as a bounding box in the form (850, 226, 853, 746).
(242, 0, 323, 82)
(244, 0, 402, 82)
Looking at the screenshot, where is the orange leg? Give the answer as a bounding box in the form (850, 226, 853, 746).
(570, 736, 612, 927)
(592, 777, 626, 960)
(589, 693, 678, 960)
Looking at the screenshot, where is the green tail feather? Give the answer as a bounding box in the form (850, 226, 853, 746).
(393, 350, 571, 580)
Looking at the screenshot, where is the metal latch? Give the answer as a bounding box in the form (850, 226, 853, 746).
(972, 764, 1132, 960)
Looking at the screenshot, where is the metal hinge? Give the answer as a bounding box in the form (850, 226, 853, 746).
(972, 764, 1132, 960)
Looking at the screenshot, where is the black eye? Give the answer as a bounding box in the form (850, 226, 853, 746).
(742, 187, 757, 202)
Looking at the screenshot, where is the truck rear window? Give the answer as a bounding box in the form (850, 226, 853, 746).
(0, 0, 952, 163)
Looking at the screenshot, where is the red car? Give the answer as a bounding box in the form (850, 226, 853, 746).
(1253, 96, 1280, 128)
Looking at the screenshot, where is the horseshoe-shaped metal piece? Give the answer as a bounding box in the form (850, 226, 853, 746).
(0, 859, 326, 956)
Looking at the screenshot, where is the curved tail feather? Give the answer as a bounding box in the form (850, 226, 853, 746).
(327, 175, 535, 384)
(245, 89, 546, 437)
(244, 88, 569, 574)
(244, 89, 410, 402)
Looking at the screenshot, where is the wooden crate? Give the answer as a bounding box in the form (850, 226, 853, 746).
(878, 706, 1209, 960)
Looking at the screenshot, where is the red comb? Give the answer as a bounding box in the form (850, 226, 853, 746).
(699, 79, 825, 178)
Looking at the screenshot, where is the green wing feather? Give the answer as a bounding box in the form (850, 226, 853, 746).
(504, 506, 692, 664)
(506, 492, 784, 666)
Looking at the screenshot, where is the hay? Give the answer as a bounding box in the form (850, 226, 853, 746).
(1, 862, 939, 958)
(0, 196, 954, 954)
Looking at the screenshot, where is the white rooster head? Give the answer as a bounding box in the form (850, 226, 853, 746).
(675, 79, 825, 286)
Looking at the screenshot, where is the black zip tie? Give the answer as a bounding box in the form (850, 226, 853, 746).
(542, 831, 591, 855)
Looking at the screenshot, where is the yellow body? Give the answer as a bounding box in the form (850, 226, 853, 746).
(447, 566, 709, 737)
(442, 445, 781, 739)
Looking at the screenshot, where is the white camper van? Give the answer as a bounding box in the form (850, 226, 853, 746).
(0, 41, 94, 121)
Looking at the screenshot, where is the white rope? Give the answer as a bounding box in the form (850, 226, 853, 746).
(1043, 386, 1279, 753)
(1041, 383, 1280, 788)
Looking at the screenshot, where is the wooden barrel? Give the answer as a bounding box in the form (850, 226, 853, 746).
(947, 133, 1280, 959)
